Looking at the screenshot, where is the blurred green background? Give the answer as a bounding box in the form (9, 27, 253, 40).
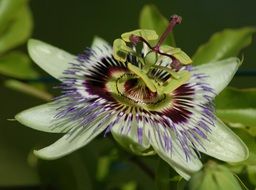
(30, 0, 256, 87)
(1, 0, 255, 189)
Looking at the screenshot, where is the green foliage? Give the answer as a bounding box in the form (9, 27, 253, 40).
(192, 27, 256, 65)
(216, 88, 256, 109)
(0, 0, 48, 101)
(217, 109, 256, 128)
(234, 129, 256, 165)
(0, 3, 33, 54)
(247, 165, 256, 186)
(0, 0, 28, 29)
(216, 88, 256, 135)
(185, 162, 242, 190)
(139, 4, 176, 46)
(0, 52, 39, 79)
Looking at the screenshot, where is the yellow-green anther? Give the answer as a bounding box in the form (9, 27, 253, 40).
(145, 51, 158, 65)
(161, 45, 192, 65)
(121, 29, 158, 42)
(127, 62, 157, 93)
(161, 70, 191, 94)
(113, 39, 134, 62)
(172, 50, 192, 65)
(152, 65, 180, 79)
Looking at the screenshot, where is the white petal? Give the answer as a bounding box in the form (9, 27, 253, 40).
(34, 114, 111, 159)
(91, 36, 112, 58)
(142, 42, 151, 56)
(111, 116, 154, 156)
(193, 58, 241, 95)
(28, 39, 78, 80)
(15, 103, 67, 133)
(91, 36, 110, 49)
(146, 124, 202, 178)
(198, 118, 249, 162)
(171, 166, 191, 180)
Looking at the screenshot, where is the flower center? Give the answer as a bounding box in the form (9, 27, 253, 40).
(105, 70, 171, 111)
(112, 14, 193, 97)
(106, 14, 194, 111)
(117, 72, 165, 104)
(120, 75, 158, 104)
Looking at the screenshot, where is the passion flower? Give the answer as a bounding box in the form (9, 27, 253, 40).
(15, 15, 248, 179)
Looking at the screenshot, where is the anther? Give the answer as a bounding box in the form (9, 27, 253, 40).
(129, 34, 141, 45)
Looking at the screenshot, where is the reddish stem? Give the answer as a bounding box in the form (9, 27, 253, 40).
(153, 15, 182, 51)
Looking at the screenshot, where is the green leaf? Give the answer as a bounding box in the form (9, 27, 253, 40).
(155, 159, 170, 190)
(216, 88, 256, 133)
(121, 181, 137, 190)
(233, 129, 256, 165)
(0, 4, 33, 54)
(192, 27, 256, 65)
(5, 80, 52, 101)
(216, 87, 256, 109)
(0, 0, 28, 29)
(96, 156, 111, 181)
(217, 109, 256, 128)
(185, 162, 243, 190)
(139, 4, 176, 47)
(0, 51, 39, 79)
(247, 165, 256, 186)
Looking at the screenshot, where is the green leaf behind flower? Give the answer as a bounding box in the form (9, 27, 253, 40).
(216, 88, 256, 134)
(216, 87, 256, 109)
(192, 27, 256, 65)
(233, 129, 256, 165)
(0, 0, 28, 30)
(0, 4, 33, 54)
(139, 4, 176, 47)
(217, 109, 256, 128)
(247, 165, 256, 186)
(0, 51, 39, 79)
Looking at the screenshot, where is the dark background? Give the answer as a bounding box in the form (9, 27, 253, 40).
(30, 0, 256, 87)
